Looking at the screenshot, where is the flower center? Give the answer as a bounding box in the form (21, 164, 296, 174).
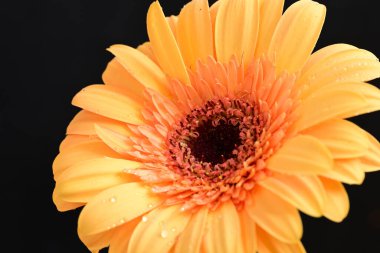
(187, 120, 241, 165)
(167, 98, 265, 182)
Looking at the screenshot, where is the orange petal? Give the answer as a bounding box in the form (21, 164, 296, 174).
(298, 44, 380, 96)
(246, 186, 303, 243)
(318, 82, 380, 116)
(267, 135, 333, 175)
(67, 110, 131, 136)
(147, 1, 190, 85)
(238, 210, 257, 253)
(127, 205, 191, 253)
(177, 0, 214, 69)
(59, 134, 100, 152)
(361, 132, 380, 172)
(137, 42, 158, 64)
(80, 229, 114, 253)
(215, 0, 259, 66)
(257, 226, 306, 253)
(268, 0, 326, 74)
(174, 207, 208, 253)
(102, 58, 144, 102)
(255, 0, 284, 57)
(322, 159, 365, 185)
(320, 177, 349, 222)
(202, 201, 240, 253)
(55, 158, 141, 203)
(259, 173, 326, 217)
(78, 183, 162, 236)
(108, 217, 140, 253)
(72, 84, 145, 125)
(302, 119, 369, 159)
(53, 140, 121, 178)
(293, 88, 367, 132)
(52, 189, 84, 212)
(95, 124, 133, 155)
(107, 44, 170, 97)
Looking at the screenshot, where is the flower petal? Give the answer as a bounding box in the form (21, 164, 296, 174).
(59, 134, 100, 152)
(293, 88, 367, 132)
(246, 186, 303, 243)
(177, 0, 214, 69)
(95, 124, 133, 155)
(255, 0, 284, 57)
(322, 159, 365, 185)
(259, 173, 325, 217)
(215, 0, 259, 66)
(320, 177, 349, 222)
(202, 201, 240, 253)
(107, 44, 170, 97)
(55, 158, 141, 203)
(127, 205, 191, 253)
(267, 135, 333, 175)
(302, 119, 369, 159)
(298, 44, 380, 97)
(53, 140, 122, 178)
(268, 0, 326, 73)
(108, 217, 140, 253)
(102, 58, 144, 101)
(257, 226, 306, 253)
(318, 82, 380, 116)
(52, 189, 84, 211)
(239, 210, 257, 253)
(67, 110, 131, 136)
(80, 229, 114, 253)
(147, 1, 190, 85)
(174, 207, 208, 253)
(72, 85, 145, 125)
(361, 132, 380, 172)
(78, 182, 162, 236)
(137, 42, 158, 64)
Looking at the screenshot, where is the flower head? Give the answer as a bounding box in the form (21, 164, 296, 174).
(53, 0, 380, 252)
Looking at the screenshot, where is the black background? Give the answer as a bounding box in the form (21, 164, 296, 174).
(3, 0, 380, 252)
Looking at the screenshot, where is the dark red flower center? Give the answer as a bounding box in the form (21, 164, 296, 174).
(187, 120, 241, 165)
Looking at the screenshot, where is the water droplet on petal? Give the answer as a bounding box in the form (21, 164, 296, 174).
(161, 230, 168, 239)
(109, 196, 117, 203)
(147, 203, 153, 209)
(123, 168, 132, 174)
(120, 218, 126, 224)
(142, 216, 148, 222)
(171, 227, 176, 233)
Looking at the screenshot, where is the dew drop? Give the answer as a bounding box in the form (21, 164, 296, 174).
(109, 196, 117, 203)
(142, 216, 148, 222)
(171, 227, 176, 233)
(161, 230, 168, 239)
(123, 168, 132, 174)
(120, 218, 126, 224)
(147, 203, 154, 209)
(180, 207, 186, 212)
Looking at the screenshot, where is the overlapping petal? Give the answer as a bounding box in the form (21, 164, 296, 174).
(202, 201, 240, 253)
(246, 186, 303, 243)
(127, 205, 191, 253)
(268, 0, 326, 73)
(215, 0, 259, 66)
(267, 135, 333, 175)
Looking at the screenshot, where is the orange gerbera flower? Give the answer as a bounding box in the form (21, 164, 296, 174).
(52, 0, 380, 252)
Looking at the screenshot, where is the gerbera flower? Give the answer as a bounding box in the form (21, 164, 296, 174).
(52, 0, 380, 252)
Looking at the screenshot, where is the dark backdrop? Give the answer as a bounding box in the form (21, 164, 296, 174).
(4, 0, 380, 252)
